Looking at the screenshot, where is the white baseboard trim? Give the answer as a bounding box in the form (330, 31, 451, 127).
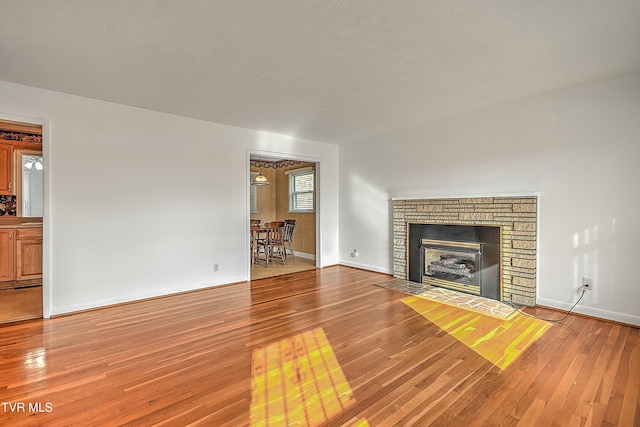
(536, 297, 640, 326)
(50, 276, 247, 316)
(339, 260, 393, 275)
(293, 251, 316, 260)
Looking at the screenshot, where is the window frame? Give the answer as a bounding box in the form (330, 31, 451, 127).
(287, 167, 315, 213)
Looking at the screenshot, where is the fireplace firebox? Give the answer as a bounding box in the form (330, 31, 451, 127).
(409, 224, 501, 301)
(422, 239, 482, 295)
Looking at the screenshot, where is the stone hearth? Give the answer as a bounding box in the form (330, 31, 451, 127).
(393, 196, 537, 306)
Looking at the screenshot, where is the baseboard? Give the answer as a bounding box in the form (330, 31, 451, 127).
(536, 297, 640, 327)
(339, 260, 393, 275)
(50, 276, 247, 317)
(293, 251, 315, 260)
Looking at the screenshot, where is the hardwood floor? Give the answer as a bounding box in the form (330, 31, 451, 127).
(0, 266, 638, 426)
(250, 256, 316, 280)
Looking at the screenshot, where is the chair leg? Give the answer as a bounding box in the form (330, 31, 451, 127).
(286, 241, 295, 259)
(269, 244, 286, 265)
(257, 244, 269, 267)
(251, 239, 257, 265)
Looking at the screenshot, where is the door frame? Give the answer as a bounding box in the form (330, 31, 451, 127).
(0, 112, 51, 318)
(246, 149, 322, 280)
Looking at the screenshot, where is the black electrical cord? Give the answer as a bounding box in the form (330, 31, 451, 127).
(506, 287, 587, 323)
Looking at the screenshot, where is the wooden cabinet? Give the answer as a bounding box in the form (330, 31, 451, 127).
(0, 143, 12, 195)
(0, 227, 42, 282)
(0, 229, 14, 281)
(15, 228, 43, 280)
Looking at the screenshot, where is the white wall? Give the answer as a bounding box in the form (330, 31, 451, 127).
(339, 71, 640, 325)
(0, 81, 339, 316)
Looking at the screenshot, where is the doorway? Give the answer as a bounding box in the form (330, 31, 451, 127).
(0, 118, 46, 323)
(249, 153, 318, 280)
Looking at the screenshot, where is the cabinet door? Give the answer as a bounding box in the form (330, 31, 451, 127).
(0, 229, 14, 281)
(0, 144, 12, 195)
(16, 238, 42, 280)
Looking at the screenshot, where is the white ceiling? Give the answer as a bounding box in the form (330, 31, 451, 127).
(1, 1, 639, 145)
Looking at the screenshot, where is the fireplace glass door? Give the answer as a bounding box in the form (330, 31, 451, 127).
(421, 239, 481, 295)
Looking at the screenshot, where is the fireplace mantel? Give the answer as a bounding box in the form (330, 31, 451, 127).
(391, 191, 539, 201)
(392, 195, 538, 306)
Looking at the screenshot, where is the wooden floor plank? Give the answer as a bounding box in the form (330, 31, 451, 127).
(0, 266, 638, 426)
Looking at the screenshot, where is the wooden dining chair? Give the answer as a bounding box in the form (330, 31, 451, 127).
(250, 219, 260, 226)
(283, 219, 297, 259)
(257, 221, 286, 267)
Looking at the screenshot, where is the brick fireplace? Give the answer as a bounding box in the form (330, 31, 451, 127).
(392, 196, 538, 306)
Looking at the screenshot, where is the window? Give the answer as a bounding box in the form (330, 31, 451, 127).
(287, 167, 314, 212)
(250, 172, 258, 213)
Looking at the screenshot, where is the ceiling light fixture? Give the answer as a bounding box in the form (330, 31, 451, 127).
(24, 158, 43, 170)
(251, 157, 270, 186)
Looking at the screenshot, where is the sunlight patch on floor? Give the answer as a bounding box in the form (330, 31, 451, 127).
(250, 327, 362, 426)
(403, 296, 551, 370)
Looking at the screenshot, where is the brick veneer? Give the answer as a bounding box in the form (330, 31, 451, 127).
(393, 196, 537, 306)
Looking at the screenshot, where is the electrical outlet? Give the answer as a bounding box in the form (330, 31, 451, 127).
(351, 249, 359, 258)
(582, 277, 593, 290)
(213, 263, 219, 272)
